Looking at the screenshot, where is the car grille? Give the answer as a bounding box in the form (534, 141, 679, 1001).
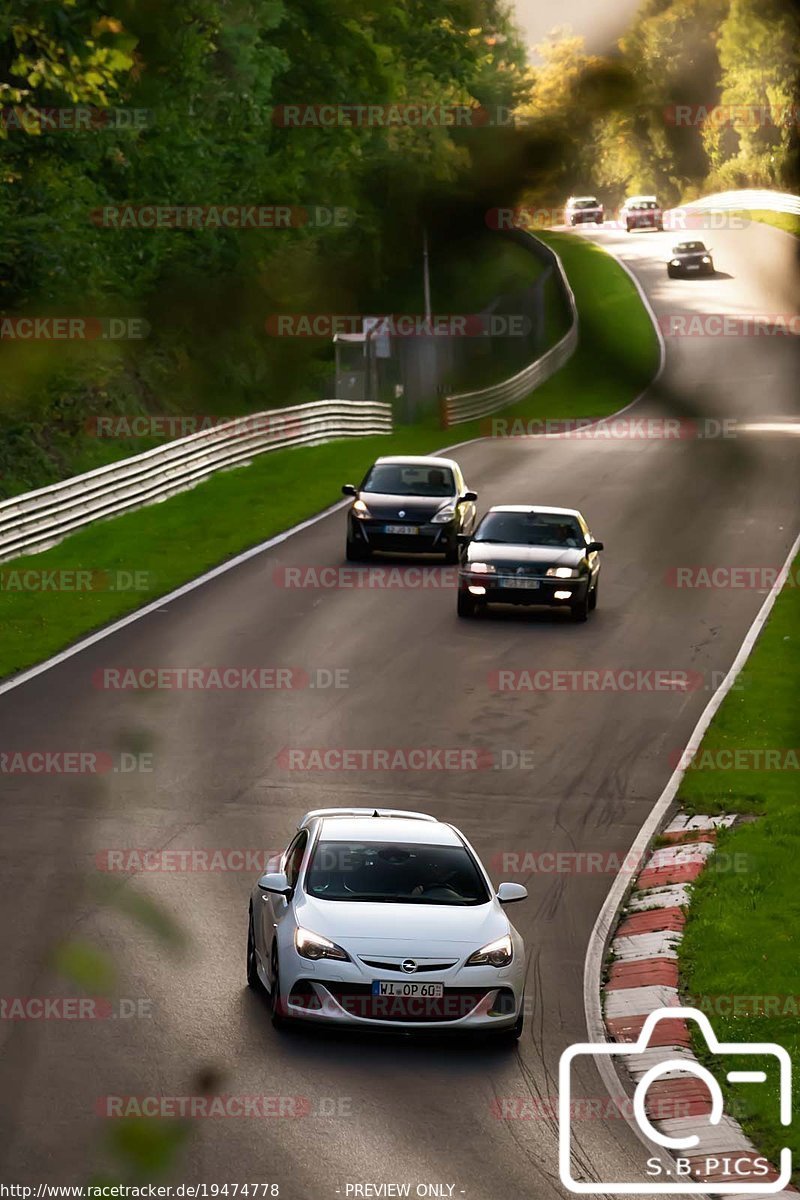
(358, 958, 459, 972)
(309, 981, 494, 1022)
(494, 564, 546, 578)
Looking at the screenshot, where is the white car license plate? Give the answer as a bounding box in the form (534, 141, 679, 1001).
(371, 980, 444, 998)
(687, 265, 699, 270)
(384, 524, 419, 535)
(503, 577, 540, 589)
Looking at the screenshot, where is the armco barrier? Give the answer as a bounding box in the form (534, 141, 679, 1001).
(441, 232, 578, 427)
(0, 399, 392, 563)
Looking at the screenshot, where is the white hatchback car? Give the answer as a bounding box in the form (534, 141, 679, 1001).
(247, 808, 528, 1039)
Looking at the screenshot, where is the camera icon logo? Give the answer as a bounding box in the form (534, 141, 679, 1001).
(559, 1007, 792, 1194)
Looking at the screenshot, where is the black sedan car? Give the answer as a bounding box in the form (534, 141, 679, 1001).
(343, 455, 478, 562)
(667, 240, 715, 277)
(457, 506, 603, 621)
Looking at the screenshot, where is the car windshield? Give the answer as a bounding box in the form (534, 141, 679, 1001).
(674, 242, 706, 253)
(362, 464, 454, 497)
(305, 840, 491, 905)
(474, 512, 584, 548)
(572, 199, 598, 209)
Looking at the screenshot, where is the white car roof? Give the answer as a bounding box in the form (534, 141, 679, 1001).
(318, 816, 462, 846)
(374, 455, 458, 470)
(486, 504, 584, 519)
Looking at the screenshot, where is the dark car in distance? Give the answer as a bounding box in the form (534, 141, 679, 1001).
(343, 456, 478, 563)
(667, 240, 715, 277)
(457, 506, 603, 622)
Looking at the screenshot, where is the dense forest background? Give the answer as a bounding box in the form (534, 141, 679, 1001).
(0, 0, 797, 494)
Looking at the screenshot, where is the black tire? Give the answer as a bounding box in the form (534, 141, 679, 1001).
(457, 591, 477, 619)
(494, 1001, 524, 1046)
(589, 579, 598, 611)
(246, 907, 263, 991)
(570, 589, 590, 623)
(444, 543, 460, 565)
(596, 216, 603, 225)
(626, 222, 632, 232)
(270, 946, 288, 1030)
(345, 538, 371, 562)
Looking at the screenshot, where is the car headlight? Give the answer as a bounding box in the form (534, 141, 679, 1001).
(670, 259, 681, 266)
(295, 927, 350, 962)
(702, 255, 711, 263)
(467, 562, 496, 574)
(546, 566, 579, 579)
(430, 506, 456, 524)
(465, 935, 513, 968)
(352, 499, 370, 519)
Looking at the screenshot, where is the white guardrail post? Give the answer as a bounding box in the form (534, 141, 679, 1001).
(0, 399, 392, 563)
(441, 233, 579, 428)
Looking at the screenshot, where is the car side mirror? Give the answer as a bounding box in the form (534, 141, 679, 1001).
(456, 533, 472, 546)
(462, 491, 478, 503)
(586, 541, 604, 553)
(257, 871, 292, 897)
(341, 484, 357, 497)
(497, 882, 528, 904)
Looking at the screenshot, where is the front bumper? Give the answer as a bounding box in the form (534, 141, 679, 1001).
(278, 948, 525, 1031)
(348, 516, 457, 556)
(569, 212, 603, 224)
(670, 259, 712, 274)
(459, 572, 590, 607)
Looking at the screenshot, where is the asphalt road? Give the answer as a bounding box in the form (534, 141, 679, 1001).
(0, 219, 798, 1198)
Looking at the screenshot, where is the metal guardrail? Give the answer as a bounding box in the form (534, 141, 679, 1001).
(675, 188, 800, 216)
(0, 399, 392, 563)
(441, 234, 579, 427)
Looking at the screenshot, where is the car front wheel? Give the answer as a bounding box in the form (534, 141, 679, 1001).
(457, 591, 477, 618)
(247, 907, 263, 991)
(270, 947, 288, 1030)
(346, 538, 371, 562)
(570, 590, 590, 623)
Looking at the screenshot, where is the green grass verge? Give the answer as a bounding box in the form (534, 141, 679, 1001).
(678, 552, 800, 1179)
(0, 231, 658, 682)
(733, 209, 800, 238)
